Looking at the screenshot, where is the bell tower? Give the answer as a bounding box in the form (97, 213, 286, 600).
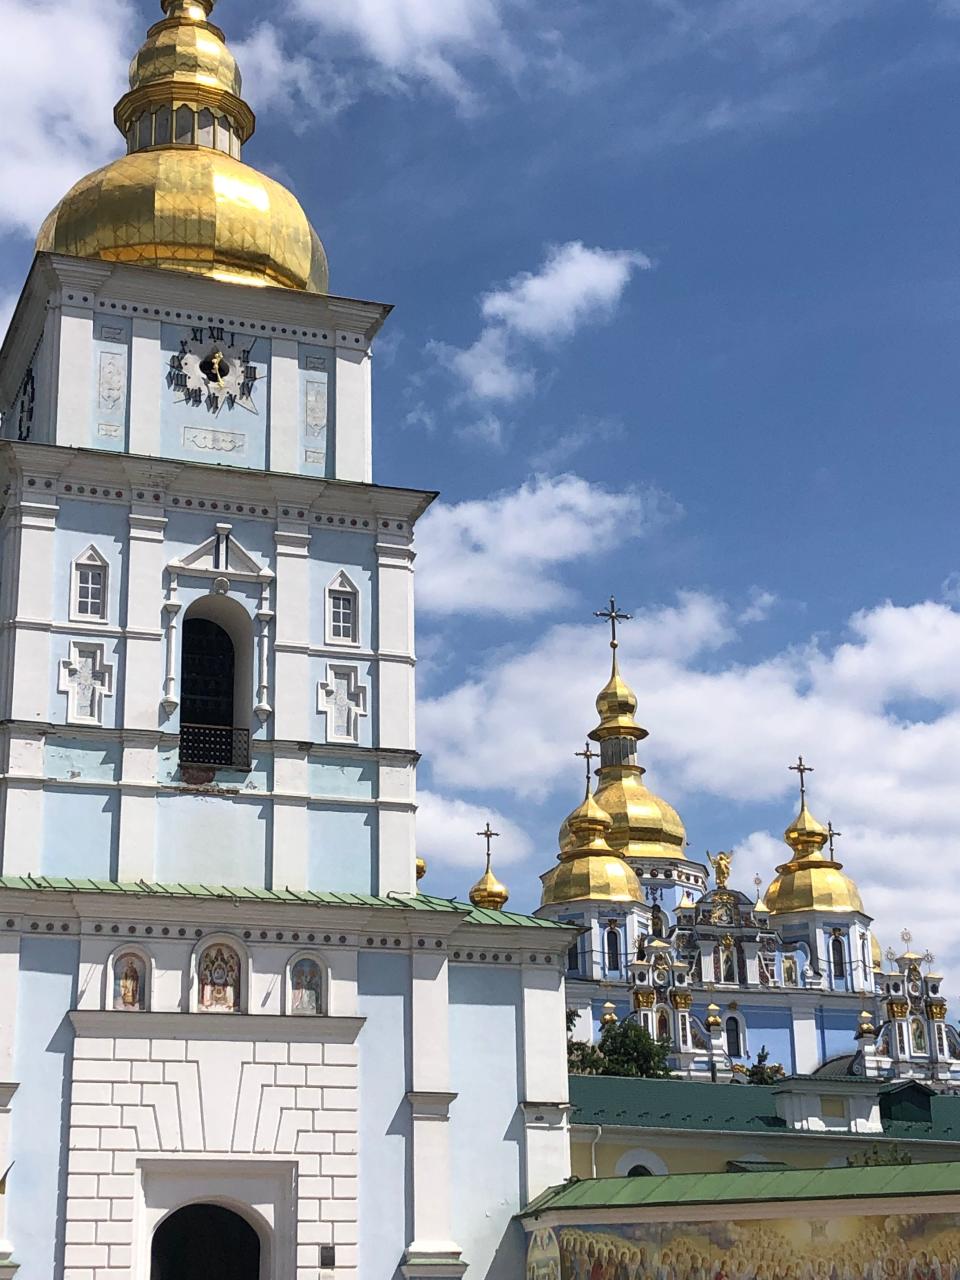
(0, 0, 431, 896)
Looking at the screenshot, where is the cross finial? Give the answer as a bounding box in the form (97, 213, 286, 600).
(827, 822, 841, 858)
(594, 595, 632, 650)
(789, 755, 814, 805)
(477, 822, 499, 863)
(575, 741, 599, 785)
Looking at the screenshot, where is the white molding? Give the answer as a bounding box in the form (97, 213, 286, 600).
(318, 662, 368, 744)
(324, 570, 360, 647)
(57, 639, 114, 725)
(68, 544, 109, 624)
(70, 1009, 366, 1042)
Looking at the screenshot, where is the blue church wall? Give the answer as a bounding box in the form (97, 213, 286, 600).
(45, 738, 121, 784)
(157, 744, 273, 791)
(41, 787, 118, 879)
(309, 528, 376, 649)
(8, 936, 78, 1279)
(297, 342, 336, 479)
(155, 792, 271, 886)
(736, 1004, 795, 1072)
(47, 634, 123, 729)
(449, 964, 526, 1280)
(357, 951, 411, 1280)
(91, 315, 131, 452)
(52, 500, 127, 623)
(308, 756, 376, 800)
(817, 1006, 858, 1063)
(307, 805, 376, 894)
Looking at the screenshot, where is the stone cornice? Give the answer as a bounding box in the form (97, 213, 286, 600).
(70, 1009, 365, 1043)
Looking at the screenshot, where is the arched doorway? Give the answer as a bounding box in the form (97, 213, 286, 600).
(151, 1203, 260, 1280)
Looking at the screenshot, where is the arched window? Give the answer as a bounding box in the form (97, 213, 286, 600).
(566, 941, 579, 973)
(216, 115, 231, 153)
(289, 956, 324, 1016)
(112, 951, 148, 1011)
(627, 1164, 653, 1177)
(175, 104, 194, 144)
(605, 927, 621, 972)
(198, 108, 215, 148)
(725, 1016, 742, 1058)
(656, 1010, 670, 1042)
(151, 1204, 260, 1279)
(71, 546, 109, 622)
(154, 105, 172, 146)
(326, 571, 360, 645)
(651, 906, 665, 939)
(721, 944, 736, 984)
(198, 943, 241, 1013)
(137, 112, 152, 150)
(782, 955, 798, 986)
(179, 596, 252, 769)
(831, 935, 846, 982)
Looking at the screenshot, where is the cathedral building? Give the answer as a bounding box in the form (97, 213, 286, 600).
(537, 608, 960, 1086)
(0, 2, 574, 1277)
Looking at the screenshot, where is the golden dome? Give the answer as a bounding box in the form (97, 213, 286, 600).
(765, 802, 865, 916)
(416, 856, 426, 882)
(36, 0, 328, 295)
(541, 782, 642, 907)
(469, 852, 510, 911)
(571, 646, 687, 860)
(870, 933, 883, 972)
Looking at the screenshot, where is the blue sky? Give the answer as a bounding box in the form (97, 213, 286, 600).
(3, 0, 960, 974)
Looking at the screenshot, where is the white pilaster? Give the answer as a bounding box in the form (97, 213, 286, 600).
(268, 339, 299, 473)
(520, 964, 570, 1201)
(53, 304, 94, 447)
(333, 346, 371, 483)
(127, 317, 161, 455)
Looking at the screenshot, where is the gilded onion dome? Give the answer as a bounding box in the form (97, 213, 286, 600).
(541, 780, 642, 907)
(36, 0, 328, 293)
(764, 800, 865, 916)
(469, 854, 510, 911)
(558, 641, 686, 860)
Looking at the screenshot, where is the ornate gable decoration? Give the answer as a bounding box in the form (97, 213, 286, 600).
(168, 523, 273, 583)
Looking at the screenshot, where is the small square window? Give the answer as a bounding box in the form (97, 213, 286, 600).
(77, 568, 104, 617)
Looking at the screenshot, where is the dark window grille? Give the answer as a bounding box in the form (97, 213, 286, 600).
(180, 723, 250, 769)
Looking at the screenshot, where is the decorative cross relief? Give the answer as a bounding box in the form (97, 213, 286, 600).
(58, 642, 114, 724)
(318, 664, 368, 743)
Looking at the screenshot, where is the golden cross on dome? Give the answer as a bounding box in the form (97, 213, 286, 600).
(827, 822, 841, 857)
(476, 822, 500, 858)
(594, 595, 632, 650)
(789, 755, 814, 804)
(575, 742, 599, 783)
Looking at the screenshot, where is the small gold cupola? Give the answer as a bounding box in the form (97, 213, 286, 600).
(559, 597, 686, 860)
(468, 823, 510, 911)
(36, 0, 328, 293)
(541, 745, 642, 906)
(764, 758, 866, 916)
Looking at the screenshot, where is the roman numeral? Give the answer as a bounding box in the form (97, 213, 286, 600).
(207, 326, 224, 341)
(190, 326, 203, 342)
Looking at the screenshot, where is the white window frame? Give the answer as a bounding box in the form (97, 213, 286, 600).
(70, 545, 109, 624)
(325, 571, 360, 647)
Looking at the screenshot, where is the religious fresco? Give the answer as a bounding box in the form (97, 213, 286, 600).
(113, 953, 146, 1010)
(290, 958, 323, 1014)
(526, 1211, 960, 1279)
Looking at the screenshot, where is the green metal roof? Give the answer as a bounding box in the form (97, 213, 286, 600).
(0, 876, 567, 929)
(523, 1161, 960, 1216)
(569, 1073, 960, 1142)
(569, 1074, 786, 1134)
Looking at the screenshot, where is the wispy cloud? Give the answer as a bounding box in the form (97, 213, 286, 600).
(426, 242, 650, 408)
(415, 473, 677, 617)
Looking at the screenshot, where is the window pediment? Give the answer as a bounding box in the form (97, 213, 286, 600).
(169, 523, 273, 582)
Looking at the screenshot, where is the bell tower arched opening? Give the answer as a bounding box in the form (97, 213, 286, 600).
(179, 594, 253, 769)
(150, 1203, 261, 1280)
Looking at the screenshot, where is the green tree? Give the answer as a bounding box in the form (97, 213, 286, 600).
(594, 1020, 673, 1079)
(745, 1046, 785, 1085)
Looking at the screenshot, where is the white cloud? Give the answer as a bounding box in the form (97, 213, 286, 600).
(291, 0, 519, 109)
(234, 24, 358, 125)
(480, 241, 651, 342)
(418, 595, 960, 978)
(0, 0, 133, 237)
(427, 327, 534, 403)
(415, 474, 675, 617)
(738, 588, 778, 624)
(427, 242, 650, 405)
(0, 292, 19, 346)
(416, 790, 532, 870)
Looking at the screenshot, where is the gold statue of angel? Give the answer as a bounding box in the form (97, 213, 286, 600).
(706, 849, 733, 889)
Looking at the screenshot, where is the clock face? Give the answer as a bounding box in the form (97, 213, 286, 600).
(166, 325, 265, 415)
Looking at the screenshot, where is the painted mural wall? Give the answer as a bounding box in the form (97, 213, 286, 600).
(526, 1211, 960, 1279)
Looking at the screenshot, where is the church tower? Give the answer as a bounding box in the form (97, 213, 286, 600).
(0, 4, 574, 1276)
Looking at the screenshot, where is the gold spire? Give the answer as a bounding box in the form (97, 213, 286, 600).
(752, 873, 769, 915)
(764, 759, 865, 915)
(415, 856, 427, 882)
(469, 823, 509, 911)
(36, 0, 328, 292)
(559, 597, 686, 860)
(540, 746, 643, 906)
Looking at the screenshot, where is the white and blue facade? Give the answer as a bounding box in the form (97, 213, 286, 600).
(0, 248, 575, 1280)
